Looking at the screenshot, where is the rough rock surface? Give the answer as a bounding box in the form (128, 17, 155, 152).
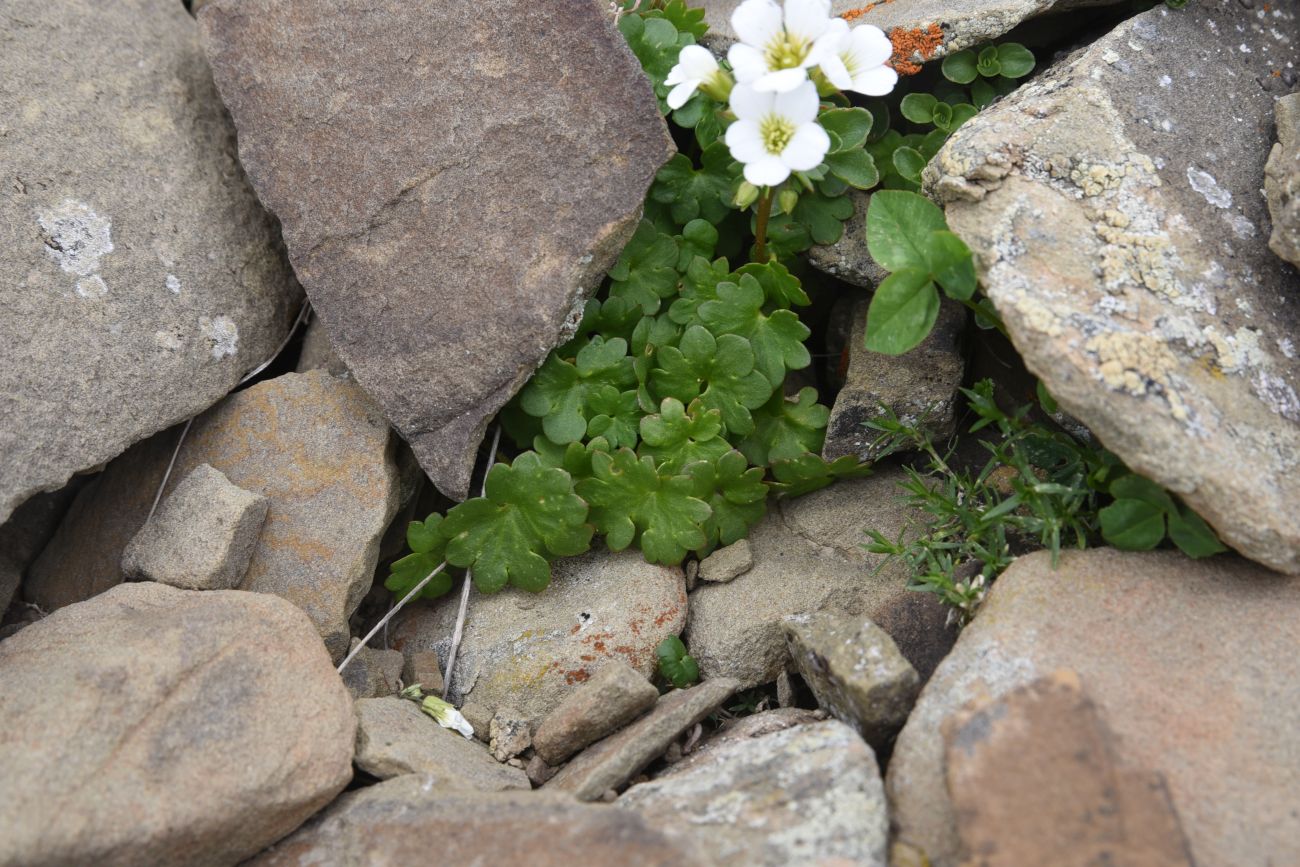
(341, 644, 405, 700)
(944, 671, 1193, 867)
(121, 463, 268, 590)
(533, 659, 660, 766)
(783, 613, 920, 749)
(823, 297, 966, 462)
(0, 485, 80, 614)
(198, 0, 673, 499)
(353, 698, 529, 790)
(619, 720, 888, 867)
(926, 5, 1300, 573)
(391, 549, 687, 728)
(547, 677, 740, 801)
(887, 548, 1300, 867)
(686, 470, 957, 689)
(809, 190, 889, 288)
(697, 539, 754, 583)
(294, 317, 350, 377)
(1265, 93, 1300, 268)
(0, 0, 300, 522)
(0, 583, 354, 867)
(27, 371, 399, 658)
(488, 707, 532, 763)
(247, 778, 707, 867)
(701, 0, 1118, 59)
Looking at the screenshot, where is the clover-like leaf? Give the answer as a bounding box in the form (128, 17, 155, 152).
(1167, 505, 1227, 558)
(650, 325, 774, 436)
(518, 336, 635, 444)
(924, 229, 977, 301)
(639, 397, 729, 473)
(864, 267, 941, 356)
(770, 452, 873, 497)
(619, 13, 691, 98)
(668, 254, 731, 327)
(575, 448, 712, 564)
(585, 385, 641, 449)
(686, 449, 768, 549)
(733, 260, 809, 308)
(655, 635, 700, 689)
(607, 219, 681, 314)
(791, 188, 855, 246)
(699, 274, 811, 388)
(651, 144, 736, 229)
(442, 452, 593, 594)
(386, 514, 453, 601)
(866, 190, 949, 272)
(677, 218, 719, 269)
(739, 387, 830, 465)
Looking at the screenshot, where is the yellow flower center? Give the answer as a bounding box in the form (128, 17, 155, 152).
(764, 32, 811, 71)
(760, 114, 796, 155)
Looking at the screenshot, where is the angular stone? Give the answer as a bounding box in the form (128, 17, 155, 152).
(619, 720, 887, 867)
(823, 296, 966, 462)
(488, 707, 532, 763)
(546, 677, 739, 801)
(341, 643, 405, 700)
(926, 6, 1300, 573)
(246, 778, 707, 867)
(0, 0, 300, 522)
(353, 698, 529, 791)
(533, 659, 660, 766)
(121, 464, 268, 590)
(944, 671, 1193, 867)
(886, 548, 1300, 867)
(809, 190, 889, 289)
(783, 613, 920, 750)
(686, 470, 957, 690)
(401, 649, 445, 695)
(0, 583, 354, 867)
(391, 548, 686, 728)
(27, 371, 400, 658)
(1266, 93, 1300, 268)
(198, 0, 673, 499)
(697, 538, 753, 583)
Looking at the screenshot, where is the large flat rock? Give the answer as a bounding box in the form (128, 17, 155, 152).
(0, 583, 355, 867)
(926, 5, 1300, 573)
(0, 0, 301, 522)
(886, 548, 1300, 867)
(198, 0, 673, 499)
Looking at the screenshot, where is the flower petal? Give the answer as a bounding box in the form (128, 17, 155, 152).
(727, 83, 774, 121)
(783, 0, 832, 42)
(744, 155, 791, 187)
(773, 79, 820, 125)
(754, 66, 810, 93)
(781, 122, 831, 171)
(851, 24, 894, 68)
(679, 44, 719, 78)
(731, 0, 782, 48)
(727, 43, 769, 84)
(667, 80, 697, 110)
(806, 18, 848, 67)
(819, 53, 852, 90)
(850, 65, 899, 97)
(725, 118, 768, 163)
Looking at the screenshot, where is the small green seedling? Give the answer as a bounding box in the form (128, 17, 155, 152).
(656, 635, 700, 689)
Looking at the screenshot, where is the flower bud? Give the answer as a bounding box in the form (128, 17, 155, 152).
(778, 188, 799, 216)
(734, 181, 760, 209)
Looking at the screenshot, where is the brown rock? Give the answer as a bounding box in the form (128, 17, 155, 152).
(0, 583, 354, 867)
(341, 643, 405, 700)
(532, 659, 660, 766)
(198, 0, 673, 499)
(887, 548, 1300, 867)
(401, 649, 445, 694)
(546, 677, 739, 801)
(247, 778, 706, 867)
(944, 670, 1193, 867)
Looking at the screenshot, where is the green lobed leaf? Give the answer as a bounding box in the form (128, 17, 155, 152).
(518, 336, 635, 445)
(649, 325, 774, 436)
(643, 0, 708, 40)
(734, 260, 809, 308)
(866, 190, 949, 272)
(825, 149, 880, 190)
(687, 449, 769, 549)
(655, 635, 700, 688)
(650, 144, 736, 229)
(770, 452, 873, 498)
(607, 220, 681, 315)
(738, 387, 829, 466)
(864, 267, 941, 355)
(387, 513, 452, 600)
(699, 274, 812, 388)
(638, 397, 730, 473)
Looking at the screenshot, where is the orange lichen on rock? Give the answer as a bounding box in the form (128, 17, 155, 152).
(889, 23, 944, 75)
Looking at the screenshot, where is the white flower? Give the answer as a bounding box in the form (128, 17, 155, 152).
(664, 45, 724, 110)
(820, 21, 899, 96)
(727, 0, 842, 93)
(420, 694, 475, 739)
(725, 81, 830, 186)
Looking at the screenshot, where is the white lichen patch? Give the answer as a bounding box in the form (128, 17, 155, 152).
(166, 274, 181, 294)
(1186, 166, 1233, 209)
(1252, 371, 1300, 421)
(38, 199, 114, 277)
(1085, 330, 1187, 419)
(199, 315, 239, 360)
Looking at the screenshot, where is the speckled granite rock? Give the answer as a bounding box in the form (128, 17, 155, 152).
(1265, 93, 1300, 268)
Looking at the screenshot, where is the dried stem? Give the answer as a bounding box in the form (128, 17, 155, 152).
(336, 560, 447, 674)
(753, 189, 774, 263)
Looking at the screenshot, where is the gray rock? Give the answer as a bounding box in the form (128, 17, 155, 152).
(697, 539, 754, 583)
(1266, 93, 1300, 268)
(925, 5, 1300, 574)
(783, 613, 920, 750)
(619, 720, 888, 867)
(686, 470, 957, 690)
(353, 697, 529, 791)
(886, 548, 1300, 867)
(121, 464, 268, 590)
(198, 0, 672, 500)
(532, 659, 660, 766)
(0, 0, 300, 522)
(246, 778, 708, 867)
(341, 643, 405, 700)
(823, 296, 966, 462)
(809, 190, 889, 289)
(294, 317, 349, 377)
(671, 707, 824, 774)
(26, 371, 400, 659)
(391, 548, 686, 729)
(547, 677, 740, 801)
(0, 583, 354, 867)
(488, 707, 533, 763)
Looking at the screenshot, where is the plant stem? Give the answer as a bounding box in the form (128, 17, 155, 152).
(753, 188, 773, 263)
